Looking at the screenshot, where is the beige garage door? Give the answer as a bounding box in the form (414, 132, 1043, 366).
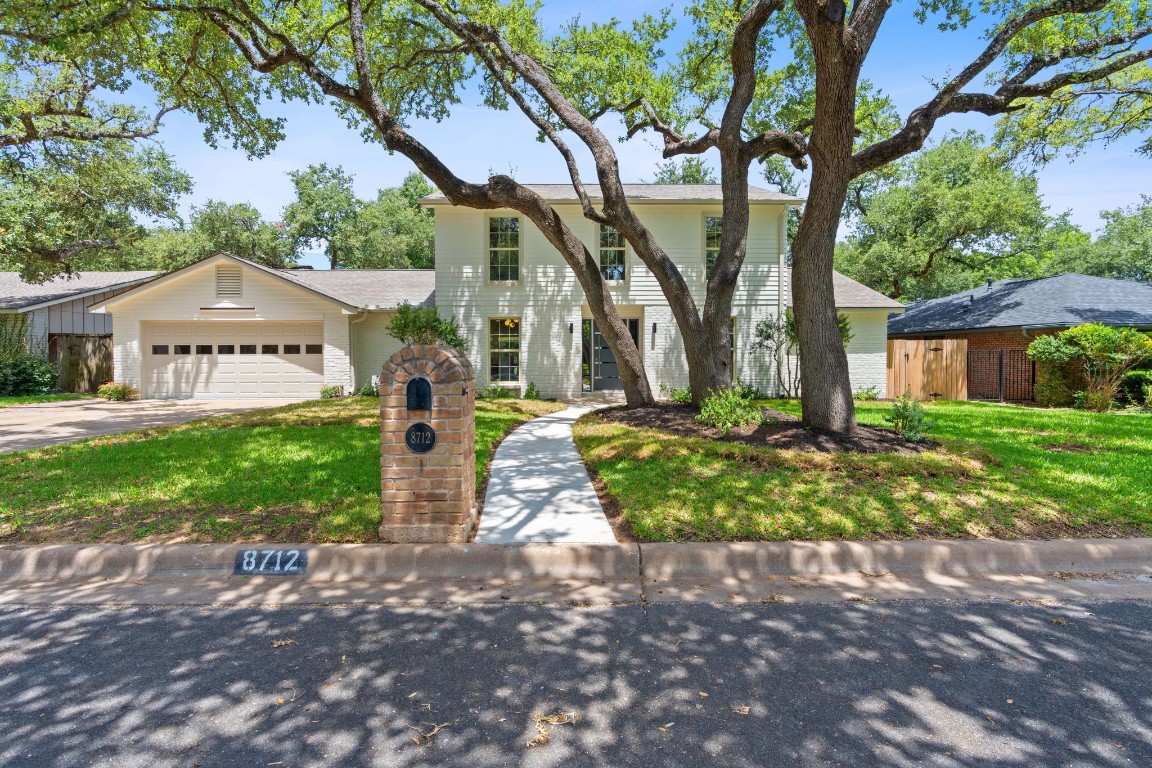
(144, 322, 325, 399)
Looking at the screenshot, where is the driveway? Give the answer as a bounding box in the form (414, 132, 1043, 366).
(0, 398, 305, 454)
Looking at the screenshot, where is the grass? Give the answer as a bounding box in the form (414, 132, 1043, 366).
(0, 396, 564, 544)
(0, 394, 94, 407)
(573, 399, 1152, 542)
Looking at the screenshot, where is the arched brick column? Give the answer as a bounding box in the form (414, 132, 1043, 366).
(379, 344, 477, 543)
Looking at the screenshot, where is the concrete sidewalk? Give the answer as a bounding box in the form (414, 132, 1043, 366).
(1, 538, 1150, 607)
(476, 404, 616, 544)
(0, 398, 304, 454)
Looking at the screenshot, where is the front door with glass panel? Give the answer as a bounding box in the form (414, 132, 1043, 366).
(583, 319, 639, 392)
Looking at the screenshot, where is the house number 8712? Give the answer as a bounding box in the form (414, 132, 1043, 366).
(233, 549, 307, 576)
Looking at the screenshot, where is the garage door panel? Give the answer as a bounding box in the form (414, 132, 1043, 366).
(144, 322, 325, 399)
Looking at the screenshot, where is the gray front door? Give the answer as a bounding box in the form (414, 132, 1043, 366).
(589, 319, 639, 392)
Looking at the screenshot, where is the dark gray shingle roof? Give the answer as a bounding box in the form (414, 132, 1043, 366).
(887, 274, 1152, 335)
(0, 271, 158, 310)
(281, 269, 435, 309)
(423, 184, 803, 204)
(787, 269, 905, 309)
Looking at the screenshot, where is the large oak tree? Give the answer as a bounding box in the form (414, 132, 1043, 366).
(4, 1, 1152, 431)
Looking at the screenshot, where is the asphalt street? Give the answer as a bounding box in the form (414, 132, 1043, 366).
(1, 599, 1150, 767)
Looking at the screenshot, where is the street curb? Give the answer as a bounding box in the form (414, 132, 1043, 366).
(641, 539, 1152, 581)
(0, 543, 641, 583)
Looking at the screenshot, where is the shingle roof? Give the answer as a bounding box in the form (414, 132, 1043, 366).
(423, 184, 804, 204)
(887, 274, 1152, 335)
(787, 269, 905, 309)
(281, 269, 435, 309)
(0, 271, 158, 310)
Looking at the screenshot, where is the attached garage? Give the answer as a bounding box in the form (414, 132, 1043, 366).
(143, 321, 325, 399)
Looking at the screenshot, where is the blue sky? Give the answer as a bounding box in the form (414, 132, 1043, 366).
(147, 1, 1152, 269)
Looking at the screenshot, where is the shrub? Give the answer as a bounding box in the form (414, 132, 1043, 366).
(733, 379, 764, 400)
(1028, 324, 1152, 412)
(1119, 369, 1152, 406)
(885, 391, 935, 442)
(482, 384, 517, 399)
(854, 385, 881, 401)
(386, 303, 468, 351)
(96, 382, 139, 401)
(358, 382, 379, 397)
(524, 381, 542, 400)
(659, 384, 693, 404)
(0, 355, 59, 396)
(1033, 360, 1081, 408)
(752, 309, 852, 397)
(695, 386, 765, 435)
(320, 385, 344, 399)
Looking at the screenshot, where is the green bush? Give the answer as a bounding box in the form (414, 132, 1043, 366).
(885, 391, 935, 442)
(482, 384, 517, 399)
(1028, 324, 1152, 412)
(1034, 360, 1081, 407)
(854, 385, 881, 401)
(1119, 369, 1152, 406)
(695, 386, 765, 435)
(733, 379, 764, 400)
(0, 355, 58, 396)
(96, 382, 139, 401)
(320, 385, 344, 399)
(358, 382, 378, 397)
(659, 384, 693, 405)
(523, 381, 542, 400)
(386, 303, 468, 351)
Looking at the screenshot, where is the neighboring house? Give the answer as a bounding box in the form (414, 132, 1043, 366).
(90, 254, 433, 398)
(887, 274, 1152, 400)
(0, 271, 157, 392)
(426, 184, 902, 399)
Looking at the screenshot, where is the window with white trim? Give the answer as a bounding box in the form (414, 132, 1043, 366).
(704, 216, 723, 280)
(599, 225, 626, 282)
(488, 217, 520, 281)
(489, 318, 521, 382)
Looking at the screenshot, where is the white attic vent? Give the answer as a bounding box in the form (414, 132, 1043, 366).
(216, 265, 242, 298)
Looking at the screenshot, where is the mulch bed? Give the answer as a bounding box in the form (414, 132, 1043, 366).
(598, 404, 933, 455)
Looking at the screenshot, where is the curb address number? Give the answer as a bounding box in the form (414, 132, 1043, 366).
(233, 548, 308, 576)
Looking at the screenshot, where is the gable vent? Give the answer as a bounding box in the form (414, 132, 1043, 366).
(216, 265, 242, 298)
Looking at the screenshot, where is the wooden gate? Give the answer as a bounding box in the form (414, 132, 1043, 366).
(48, 334, 112, 393)
(887, 339, 967, 401)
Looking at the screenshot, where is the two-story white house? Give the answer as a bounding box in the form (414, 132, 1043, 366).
(66, 183, 899, 399)
(426, 184, 901, 399)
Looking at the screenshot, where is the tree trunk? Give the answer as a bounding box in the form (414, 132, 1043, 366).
(791, 168, 856, 432)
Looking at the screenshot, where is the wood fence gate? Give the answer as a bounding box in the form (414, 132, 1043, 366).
(886, 339, 967, 401)
(48, 334, 112, 393)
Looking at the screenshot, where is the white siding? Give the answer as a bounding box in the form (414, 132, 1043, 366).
(433, 203, 788, 399)
(844, 310, 892, 398)
(26, 309, 49, 355)
(102, 258, 353, 396)
(351, 311, 406, 390)
(47, 286, 133, 335)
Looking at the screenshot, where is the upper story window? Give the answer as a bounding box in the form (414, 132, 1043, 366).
(704, 216, 723, 280)
(488, 217, 520, 282)
(599, 225, 626, 282)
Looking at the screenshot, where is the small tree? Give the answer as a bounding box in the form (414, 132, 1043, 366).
(752, 309, 852, 398)
(1027, 324, 1152, 412)
(387, 303, 468, 351)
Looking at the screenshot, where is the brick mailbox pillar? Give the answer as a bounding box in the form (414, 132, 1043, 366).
(379, 344, 477, 543)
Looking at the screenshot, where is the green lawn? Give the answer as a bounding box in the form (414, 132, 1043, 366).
(574, 399, 1152, 542)
(0, 394, 94, 407)
(0, 396, 563, 544)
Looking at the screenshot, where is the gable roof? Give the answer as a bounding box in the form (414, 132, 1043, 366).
(423, 183, 804, 205)
(887, 274, 1152, 335)
(788, 269, 905, 310)
(0, 271, 158, 311)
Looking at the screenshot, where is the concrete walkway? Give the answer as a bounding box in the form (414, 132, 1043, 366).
(0, 398, 304, 454)
(477, 404, 616, 544)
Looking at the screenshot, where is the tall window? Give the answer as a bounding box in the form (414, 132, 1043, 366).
(489, 318, 521, 382)
(489, 217, 520, 281)
(599, 225, 626, 282)
(705, 216, 723, 279)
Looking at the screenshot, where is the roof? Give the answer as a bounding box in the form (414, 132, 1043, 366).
(788, 269, 905, 309)
(423, 184, 804, 205)
(281, 269, 435, 309)
(887, 273, 1152, 336)
(0, 271, 158, 311)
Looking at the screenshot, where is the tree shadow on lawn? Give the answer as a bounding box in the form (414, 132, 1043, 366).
(0, 600, 1149, 766)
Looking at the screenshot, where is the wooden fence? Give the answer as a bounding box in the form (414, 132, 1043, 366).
(48, 334, 113, 393)
(886, 339, 968, 401)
